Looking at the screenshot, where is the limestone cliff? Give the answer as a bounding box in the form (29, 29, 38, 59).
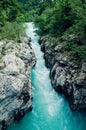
(0, 37, 36, 130)
(39, 37, 86, 111)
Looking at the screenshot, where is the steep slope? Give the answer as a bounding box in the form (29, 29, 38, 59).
(39, 37, 86, 111)
(0, 36, 36, 130)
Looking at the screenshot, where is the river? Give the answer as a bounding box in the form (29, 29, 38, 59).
(7, 23, 86, 130)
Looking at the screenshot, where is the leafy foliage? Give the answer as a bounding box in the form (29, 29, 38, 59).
(34, 0, 86, 62)
(0, 0, 86, 62)
(0, 0, 25, 41)
(0, 22, 25, 41)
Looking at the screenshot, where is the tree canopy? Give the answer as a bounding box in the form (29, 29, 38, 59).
(34, 0, 86, 62)
(0, 0, 86, 62)
(0, 0, 25, 41)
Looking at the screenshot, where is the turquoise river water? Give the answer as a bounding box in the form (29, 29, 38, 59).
(8, 23, 86, 130)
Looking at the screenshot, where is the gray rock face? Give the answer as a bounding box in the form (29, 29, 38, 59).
(40, 37, 86, 111)
(0, 37, 36, 130)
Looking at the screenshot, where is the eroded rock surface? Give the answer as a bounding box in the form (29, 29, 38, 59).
(40, 37, 86, 111)
(0, 37, 36, 130)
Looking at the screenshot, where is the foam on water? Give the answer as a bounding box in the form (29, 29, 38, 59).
(7, 22, 86, 130)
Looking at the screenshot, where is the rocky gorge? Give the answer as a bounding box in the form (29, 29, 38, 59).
(0, 36, 36, 130)
(39, 37, 86, 111)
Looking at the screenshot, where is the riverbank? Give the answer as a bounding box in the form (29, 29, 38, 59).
(0, 36, 36, 130)
(39, 37, 86, 111)
(6, 22, 86, 130)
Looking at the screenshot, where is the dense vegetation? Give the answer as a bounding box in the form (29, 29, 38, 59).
(33, 0, 86, 63)
(0, 0, 25, 41)
(0, 0, 86, 62)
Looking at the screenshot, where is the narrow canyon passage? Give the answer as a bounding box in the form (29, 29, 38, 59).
(8, 23, 86, 130)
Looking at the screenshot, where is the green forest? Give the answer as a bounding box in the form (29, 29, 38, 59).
(0, 0, 86, 62)
(0, 0, 25, 41)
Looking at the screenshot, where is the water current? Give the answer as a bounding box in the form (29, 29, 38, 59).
(8, 23, 86, 130)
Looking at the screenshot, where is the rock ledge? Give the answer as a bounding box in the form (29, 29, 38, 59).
(40, 37, 86, 111)
(0, 37, 36, 130)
